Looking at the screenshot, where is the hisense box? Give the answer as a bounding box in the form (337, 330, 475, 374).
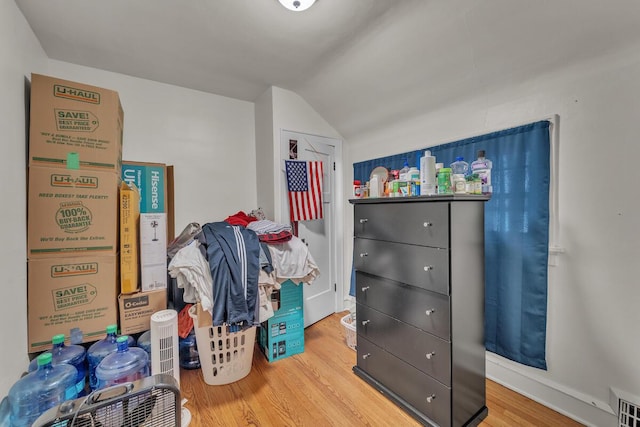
(118, 290, 167, 335)
(121, 161, 166, 213)
(120, 181, 140, 294)
(29, 73, 123, 173)
(27, 255, 118, 352)
(27, 166, 119, 258)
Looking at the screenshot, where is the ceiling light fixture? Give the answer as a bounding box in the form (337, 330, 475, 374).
(278, 0, 316, 12)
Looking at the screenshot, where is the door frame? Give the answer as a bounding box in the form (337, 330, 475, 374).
(278, 129, 346, 314)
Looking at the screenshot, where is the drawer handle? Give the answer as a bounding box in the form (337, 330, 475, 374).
(361, 286, 370, 292)
(359, 253, 368, 258)
(425, 352, 436, 360)
(362, 353, 371, 360)
(426, 394, 436, 404)
(359, 218, 368, 224)
(425, 308, 436, 316)
(423, 265, 433, 271)
(361, 320, 370, 326)
(423, 221, 432, 227)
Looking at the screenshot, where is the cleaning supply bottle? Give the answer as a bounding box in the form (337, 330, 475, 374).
(420, 150, 436, 195)
(450, 156, 469, 194)
(471, 150, 493, 194)
(29, 334, 87, 397)
(9, 353, 77, 427)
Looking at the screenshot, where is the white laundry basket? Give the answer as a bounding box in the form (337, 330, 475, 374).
(340, 312, 357, 351)
(188, 304, 256, 385)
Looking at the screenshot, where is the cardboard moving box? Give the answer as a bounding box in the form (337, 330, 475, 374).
(120, 181, 140, 294)
(29, 73, 123, 173)
(27, 166, 119, 258)
(27, 255, 118, 352)
(118, 290, 167, 335)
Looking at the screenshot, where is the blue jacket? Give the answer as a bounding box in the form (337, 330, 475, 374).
(199, 222, 260, 327)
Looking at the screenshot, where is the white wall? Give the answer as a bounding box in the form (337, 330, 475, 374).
(0, 1, 256, 398)
(0, 0, 48, 398)
(46, 60, 257, 233)
(343, 42, 640, 426)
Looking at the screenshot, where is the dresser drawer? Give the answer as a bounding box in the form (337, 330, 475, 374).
(354, 238, 449, 295)
(356, 272, 450, 340)
(357, 336, 452, 427)
(357, 303, 451, 386)
(354, 202, 449, 248)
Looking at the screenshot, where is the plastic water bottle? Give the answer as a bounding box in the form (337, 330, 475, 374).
(0, 396, 10, 426)
(179, 328, 200, 370)
(137, 330, 152, 371)
(95, 336, 149, 390)
(450, 156, 469, 194)
(9, 352, 78, 427)
(399, 160, 410, 181)
(471, 150, 493, 194)
(29, 334, 87, 397)
(87, 325, 136, 391)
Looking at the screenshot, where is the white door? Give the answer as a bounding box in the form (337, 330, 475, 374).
(281, 130, 337, 327)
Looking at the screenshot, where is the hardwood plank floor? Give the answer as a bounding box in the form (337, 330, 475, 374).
(181, 312, 583, 426)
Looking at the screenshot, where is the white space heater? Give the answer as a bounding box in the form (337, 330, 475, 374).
(150, 309, 180, 387)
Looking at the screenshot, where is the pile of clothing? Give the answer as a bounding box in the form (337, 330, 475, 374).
(167, 210, 319, 330)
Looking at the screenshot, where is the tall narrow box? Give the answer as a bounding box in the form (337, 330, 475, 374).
(120, 181, 140, 294)
(140, 213, 167, 291)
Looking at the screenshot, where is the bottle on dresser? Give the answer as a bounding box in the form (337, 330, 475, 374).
(471, 150, 493, 194)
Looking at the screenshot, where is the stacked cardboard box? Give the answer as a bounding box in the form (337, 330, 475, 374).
(257, 280, 305, 362)
(27, 74, 123, 352)
(118, 161, 168, 334)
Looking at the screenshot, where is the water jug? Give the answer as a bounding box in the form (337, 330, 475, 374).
(9, 353, 77, 427)
(95, 336, 149, 390)
(179, 328, 200, 370)
(29, 334, 87, 396)
(87, 324, 136, 391)
(137, 329, 152, 370)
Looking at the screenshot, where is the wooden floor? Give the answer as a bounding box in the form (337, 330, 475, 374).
(181, 312, 583, 427)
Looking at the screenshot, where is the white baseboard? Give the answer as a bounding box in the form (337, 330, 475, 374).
(486, 353, 616, 427)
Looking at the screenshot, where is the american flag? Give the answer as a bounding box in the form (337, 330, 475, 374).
(285, 160, 324, 222)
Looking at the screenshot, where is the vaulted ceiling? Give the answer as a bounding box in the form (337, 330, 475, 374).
(15, 0, 640, 139)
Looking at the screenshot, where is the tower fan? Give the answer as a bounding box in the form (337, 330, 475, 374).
(150, 309, 180, 386)
(150, 309, 192, 425)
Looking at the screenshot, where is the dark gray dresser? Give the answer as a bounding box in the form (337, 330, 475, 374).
(350, 195, 489, 427)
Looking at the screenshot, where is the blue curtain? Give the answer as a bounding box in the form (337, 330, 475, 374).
(352, 121, 550, 370)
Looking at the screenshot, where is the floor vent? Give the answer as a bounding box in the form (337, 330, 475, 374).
(619, 399, 640, 427)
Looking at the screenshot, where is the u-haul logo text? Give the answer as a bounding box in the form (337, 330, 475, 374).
(51, 174, 98, 189)
(51, 262, 99, 278)
(54, 84, 100, 104)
